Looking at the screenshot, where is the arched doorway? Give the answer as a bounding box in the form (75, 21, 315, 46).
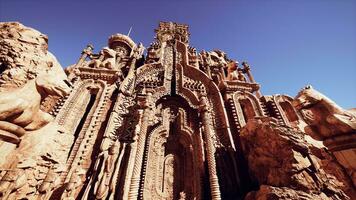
(141, 95, 204, 200)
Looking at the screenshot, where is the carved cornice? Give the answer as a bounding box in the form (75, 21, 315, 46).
(77, 67, 120, 83)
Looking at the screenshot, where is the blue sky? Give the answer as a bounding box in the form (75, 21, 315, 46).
(1, 0, 355, 108)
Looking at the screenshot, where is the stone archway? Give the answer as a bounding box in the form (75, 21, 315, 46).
(141, 95, 203, 200)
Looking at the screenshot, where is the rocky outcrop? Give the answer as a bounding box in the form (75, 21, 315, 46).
(0, 22, 67, 89)
(292, 85, 356, 140)
(240, 117, 355, 200)
(0, 22, 71, 145)
(0, 22, 72, 199)
(293, 85, 356, 187)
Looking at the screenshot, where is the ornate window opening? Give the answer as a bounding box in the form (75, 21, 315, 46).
(141, 96, 202, 200)
(68, 89, 98, 158)
(280, 101, 298, 123)
(239, 99, 256, 123)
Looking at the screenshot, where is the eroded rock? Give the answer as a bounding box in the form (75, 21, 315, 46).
(0, 22, 72, 199)
(0, 22, 67, 89)
(240, 118, 355, 199)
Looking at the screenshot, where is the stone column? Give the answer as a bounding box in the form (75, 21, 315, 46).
(199, 96, 222, 200)
(68, 44, 93, 81)
(127, 93, 152, 200)
(122, 109, 143, 200)
(78, 44, 94, 65)
(242, 61, 262, 98)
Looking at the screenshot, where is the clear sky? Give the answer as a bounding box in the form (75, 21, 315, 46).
(1, 0, 355, 108)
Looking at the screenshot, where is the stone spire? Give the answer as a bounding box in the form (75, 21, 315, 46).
(155, 21, 190, 44)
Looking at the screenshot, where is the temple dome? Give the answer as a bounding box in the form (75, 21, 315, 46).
(108, 33, 136, 50)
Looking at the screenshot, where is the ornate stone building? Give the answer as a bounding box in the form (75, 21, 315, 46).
(0, 22, 355, 200)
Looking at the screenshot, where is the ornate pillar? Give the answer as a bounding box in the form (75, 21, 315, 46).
(68, 44, 93, 81)
(127, 92, 152, 200)
(199, 96, 222, 200)
(242, 61, 262, 98)
(77, 44, 94, 66)
(122, 109, 143, 199)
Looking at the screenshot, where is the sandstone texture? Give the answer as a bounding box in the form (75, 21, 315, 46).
(0, 22, 72, 199)
(240, 118, 355, 200)
(0, 21, 355, 200)
(0, 22, 67, 89)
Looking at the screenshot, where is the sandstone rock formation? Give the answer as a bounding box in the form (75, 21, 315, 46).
(0, 22, 67, 89)
(293, 85, 356, 140)
(0, 22, 72, 199)
(293, 85, 356, 188)
(0, 21, 354, 200)
(241, 118, 355, 199)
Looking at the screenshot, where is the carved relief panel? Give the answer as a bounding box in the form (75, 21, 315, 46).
(142, 97, 203, 200)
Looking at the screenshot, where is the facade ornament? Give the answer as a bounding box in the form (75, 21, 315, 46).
(1, 21, 354, 200)
(199, 95, 222, 200)
(94, 141, 120, 199)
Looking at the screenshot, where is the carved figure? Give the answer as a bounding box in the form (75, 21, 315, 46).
(95, 142, 120, 199)
(293, 85, 356, 139)
(226, 61, 239, 81)
(89, 47, 117, 69)
(179, 191, 187, 200)
(100, 47, 118, 69)
(0, 73, 70, 144)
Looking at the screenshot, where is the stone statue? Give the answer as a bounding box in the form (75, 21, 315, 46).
(95, 141, 120, 199)
(226, 61, 239, 81)
(237, 69, 247, 82)
(293, 85, 356, 140)
(179, 191, 186, 200)
(62, 168, 85, 200)
(89, 47, 118, 69)
(0, 73, 70, 144)
(82, 138, 119, 200)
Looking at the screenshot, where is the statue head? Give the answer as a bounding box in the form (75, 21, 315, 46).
(35, 73, 71, 98)
(293, 85, 324, 110)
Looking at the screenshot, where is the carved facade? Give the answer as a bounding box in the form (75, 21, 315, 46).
(0, 22, 355, 200)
